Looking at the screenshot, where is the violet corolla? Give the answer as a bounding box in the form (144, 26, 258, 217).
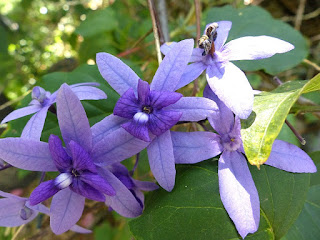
(162, 21, 294, 119)
(94, 39, 218, 191)
(171, 85, 317, 238)
(0, 84, 145, 234)
(1, 83, 107, 140)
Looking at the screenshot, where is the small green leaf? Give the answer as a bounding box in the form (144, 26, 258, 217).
(206, 6, 308, 74)
(241, 74, 320, 166)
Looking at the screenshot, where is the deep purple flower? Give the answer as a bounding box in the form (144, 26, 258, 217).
(94, 39, 218, 191)
(161, 21, 294, 119)
(1, 83, 107, 140)
(172, 85, 317, 238)
(0, 84, 144, 234)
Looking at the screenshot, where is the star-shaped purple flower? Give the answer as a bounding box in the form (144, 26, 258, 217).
(94, 39, 218, 191)
(0, 84, 145, 234)
(161, 21, 294, 119)
(1, 82, 107, 140)
(171, 85, 317, 238)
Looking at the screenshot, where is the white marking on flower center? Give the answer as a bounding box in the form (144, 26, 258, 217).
(133, 112, 149, 124)
(55, 173, 72, 189)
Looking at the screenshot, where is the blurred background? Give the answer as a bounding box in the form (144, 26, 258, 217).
(0, 0, 319, 239)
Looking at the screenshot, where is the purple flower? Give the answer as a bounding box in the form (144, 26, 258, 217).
(161, 21, 294, 119)
(94, 39, 218, 191)
(172, 85, 316, 238)
(0, 84, 144, 234)
(1, 83, 107, 140)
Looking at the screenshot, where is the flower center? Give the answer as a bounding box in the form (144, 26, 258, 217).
(72, 169, 81, 177)
(55, 172, 73, 189)
(19, 205, 33, 220)
(221, 135, 242, 152)
(142, 106, 153, 114)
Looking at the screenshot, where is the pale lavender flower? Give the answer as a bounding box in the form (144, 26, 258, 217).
(0, 84, 144, 234)
(94, 39, 218, 191)
(161, 21, 294, 119)
(172, 85, 316, 239)
(1, 83, 107, 140)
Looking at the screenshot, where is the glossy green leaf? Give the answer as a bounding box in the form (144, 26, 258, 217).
(129, 161, 310, 240)
(241, 74, 320, 166)
(206, 5, 308, 74)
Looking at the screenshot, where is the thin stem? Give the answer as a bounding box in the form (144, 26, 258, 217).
(303, 59, 320, 71)
(130, 153, 140, 176)
(148, 0, 162, 64)
(285, 119, 306, 145)
(12, 225, 25, 240)
(39, 172, 46, 184)
(192, 0, 201, 96)
(156, 0, 169, 42)
(294, 0, 306, 30)
(0, 90, 31, 111)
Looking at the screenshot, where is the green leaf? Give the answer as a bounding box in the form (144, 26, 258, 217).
(129, 161, 310, 239)
(241, 74, 320, 166)
(206, 6, 308, 74)
(75, 8, 118, 38)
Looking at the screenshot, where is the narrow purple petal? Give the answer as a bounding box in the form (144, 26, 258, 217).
(70, 178, 105, 202)
(264, 140, 317, 173)
(212, 21, 232, 51)
(21, 106, 49, 140)
(149, 91, 182, 109)
(160, 42, 177, 55)
(70, 225, 92, 234)
(148, 110, 182, 136)
(81, 172, 116, 196)
(113, 88, 140, 119)
(137, 79, 150, 105)
(92, 114, 127, 145)
(49, 135, 72, 171)
(50, 188, 85, 235)
(222, 36, 294, 61)
(219, 151, 260, 238)
(151, 39, 194, 92)
(56, 83, 92, 153)
(206, 62, 253, 119)
(68, 140, 97, 173)
(1, 105, 42, 124)
(121, 120, 150, 142)
(71, 86, 107, 100)
(166, 97, 218, 121)
(91, 127, 149, 166)
(0, 138, 57, 171)
(107, 163, 130, 176)
(204, 84, 235, 135)
(96, 52, 140, 95)
(0, 198, 37, 226)
(98, 167, 143, 217)
(27, 202, 50, 215)
(171, 131, 223, 164)
(29, 180, 59, 205)
(175, 62, 207, 90)
(132, 179, 159, 191)
(147, 131, 176, 191)
(190, 48, 205, 62)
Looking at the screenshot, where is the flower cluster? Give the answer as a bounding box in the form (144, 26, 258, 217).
(0, 21, 316, 238)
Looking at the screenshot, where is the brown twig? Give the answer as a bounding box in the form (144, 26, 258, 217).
(0, 90, 31, 111)
(192, 0, 201, 96)
(303, 59, 320, 72)
(294, 0, 306, 30)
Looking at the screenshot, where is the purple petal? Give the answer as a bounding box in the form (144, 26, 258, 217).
(0, 190, 23, 200)
(121, 120, 150, 142)
(107, 162, 130, 176)
(1, 105, 42, 124)
(68, 140, 97, 172)
(206, 62, 253, 119)
(0, 138, 57, 171)
(70, 178, 105, 202)
(211, 21, 232, 51)
(21, 106, 49, 140)
(137, 79, 150, 104)
(29, 180, 59, 205)
(264, 140, 317, 173)
(160, 42, 177, 55)
(92, 114, 127, 144)
(151, 39, 194, 92)
(149, 91, 182, 109)
(56, 83, 92, 153)
(50, 188, 85, 235)
(171, 131, 223, 164)
(27, 202, 50, 215)
(190, 48, 205, 62)
(96, 52, 140, 95)
(219, 151, 260, 238)
(0, 198, 37, 226)
(204, 84, 235, 135)
(222, 36, 294, 61)
(92, 127, 149, 166)
(147, 131, 176, 191)
(80, 172, 116, 196)
(70, 225, 92, 234)
(166, 97, 218, 121)
(113, 88, 140, 119)
(132, 179, 159, 191)
(98, 167, 143, 217)
(71, 86, 107, 100)
(175, 62, 207, 90)
(148, 110, 182, 136)
(49, 135, 72, 171)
